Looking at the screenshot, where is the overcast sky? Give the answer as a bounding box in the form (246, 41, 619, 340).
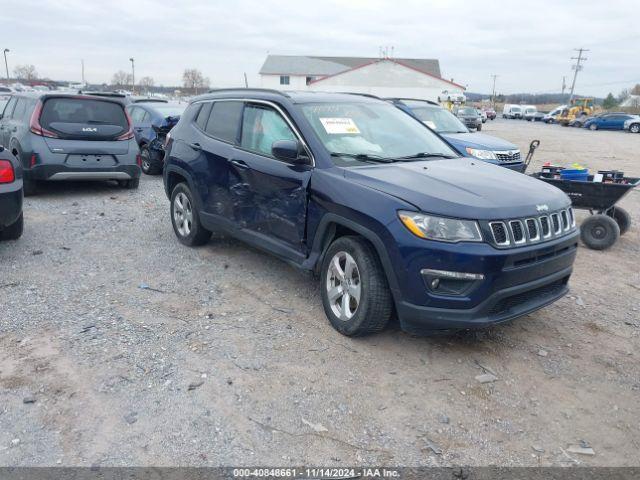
(2, 0, 639, 96)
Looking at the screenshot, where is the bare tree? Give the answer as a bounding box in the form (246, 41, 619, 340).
(13, 64, 38, 81)
(182, 68, 210, 95)
(138, 76, 154, 93)
(630, 84, 640, 96)
(111, 70, 132, 87)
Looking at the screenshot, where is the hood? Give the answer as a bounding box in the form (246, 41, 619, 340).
(343, 158, 569, 220)
(441, 132, 517, 151)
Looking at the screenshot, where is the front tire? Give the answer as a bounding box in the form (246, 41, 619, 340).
(589, 123, 598, 131)
(0, 213, 24, 240)
(320, 236, 392, 336)
(170, 182, 211, 246)
(580, 214, 619, 250)
(630, 123, 640, 133)
(476, 123, 482, 131)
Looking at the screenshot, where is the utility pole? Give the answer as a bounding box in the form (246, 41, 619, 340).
(129, 57, 135, 94)
(81, 59, 85, 86)
(3, 49, 9, 84)
(490, 74, 498, 107)
(561, 76, 566, 97)
(243, 72, 248, 88)
(568, 48, 588, 102)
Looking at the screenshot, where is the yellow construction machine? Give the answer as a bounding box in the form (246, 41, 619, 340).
(558, 97, 595, 126)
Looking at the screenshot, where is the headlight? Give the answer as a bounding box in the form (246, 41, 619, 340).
(398, 211, 483, 243)
(465, 147, 497, 160)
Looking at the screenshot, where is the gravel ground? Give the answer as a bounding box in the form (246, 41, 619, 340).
(1, 119, 639, 467)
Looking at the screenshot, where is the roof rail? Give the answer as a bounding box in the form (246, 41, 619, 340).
(386, 97, 439, 106)
(338, 92, 382, 100)
(206, 87, 290, 97)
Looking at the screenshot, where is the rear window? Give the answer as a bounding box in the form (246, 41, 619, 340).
(40, 97, 128, 131)
(204, 101, 243, 143)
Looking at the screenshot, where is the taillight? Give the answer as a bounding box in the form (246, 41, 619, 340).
(136, 153, 142, 167)
(117, 108, 135, 141)
(29, 100, 59, 138)
(30, 153, 37, 167)
(0, 160, 15, 183)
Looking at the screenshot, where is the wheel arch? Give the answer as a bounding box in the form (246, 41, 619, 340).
(309, 213, 401, 302)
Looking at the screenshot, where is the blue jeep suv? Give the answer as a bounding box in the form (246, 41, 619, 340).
(164, 89, 579, 336)
(389, 99, 525, 172)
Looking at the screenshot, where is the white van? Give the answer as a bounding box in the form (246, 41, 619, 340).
(543, 105, 567, 123)
(502, 104, 523, 119)
(521, 105, 537, 120)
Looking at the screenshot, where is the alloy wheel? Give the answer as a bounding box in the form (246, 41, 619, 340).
(173, 192, 193, 237)
(326, 251, 361, 321)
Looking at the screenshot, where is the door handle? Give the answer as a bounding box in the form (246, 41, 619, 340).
(188, 142, 202, 151)
(230, 159, 249, 169)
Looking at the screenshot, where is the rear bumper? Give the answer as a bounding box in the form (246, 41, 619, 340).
(0, 182, 23, 229)
(398, 265, 572, 334)
(27, 164, 141, 182)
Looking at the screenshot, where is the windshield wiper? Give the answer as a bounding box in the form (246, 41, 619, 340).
(395, 152, 457, 160)
(330, 152, 395, 163)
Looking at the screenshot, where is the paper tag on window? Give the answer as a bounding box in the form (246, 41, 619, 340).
(422, 120, 437, 129)
(319, 117, 360, 134)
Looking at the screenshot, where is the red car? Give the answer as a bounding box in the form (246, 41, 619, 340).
(483, 108, 497, 120)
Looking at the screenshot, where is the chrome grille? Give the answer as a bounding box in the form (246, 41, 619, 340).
(490, 222, 509, 245)
(494, 150, 521, 163)
(487, 208, 575, 248)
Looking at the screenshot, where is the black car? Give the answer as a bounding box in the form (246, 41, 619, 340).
(0, 145, 23, 240)
(0, 92, 141, 195)
(453, 106, 482, 131)
(127, 102, 186, 174)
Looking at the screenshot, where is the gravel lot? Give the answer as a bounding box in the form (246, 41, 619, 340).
(1, 119, 639, 467)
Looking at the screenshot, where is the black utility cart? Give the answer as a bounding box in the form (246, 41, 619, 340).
(531, 173, 638, 250)
(524, 140, 638, 250)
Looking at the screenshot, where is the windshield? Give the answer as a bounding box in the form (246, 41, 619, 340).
(409, 107, 468, 133)
(153, 103, 186, 117)
(300, 102, 457, 164)
(458, 107, 477, 115)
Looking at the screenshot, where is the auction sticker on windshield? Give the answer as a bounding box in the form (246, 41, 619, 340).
(319, 117, 360, 134)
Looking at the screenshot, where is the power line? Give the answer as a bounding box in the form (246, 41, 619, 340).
(568, 48, 588, 102)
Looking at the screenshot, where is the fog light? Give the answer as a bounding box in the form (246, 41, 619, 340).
(421, 269, 485, 281)
(421, 268, 485, 296)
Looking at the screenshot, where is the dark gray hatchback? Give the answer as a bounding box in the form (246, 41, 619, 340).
(0, 93, 141, 195)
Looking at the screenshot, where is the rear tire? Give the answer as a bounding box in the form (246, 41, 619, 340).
(23, 177, 39, 196)
(140, 146, 161, 175)
(0, 213, 24, 240)
(320, 236, 392, 336)
(606, 207, 631, 236)
(170, 182, 211, 246)
(476, 123, 482, 131)
(580, 214, 619, 250)
(118, 178, 140, 189)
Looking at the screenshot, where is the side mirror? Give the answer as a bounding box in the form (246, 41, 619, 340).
(272, 139, 310, 165)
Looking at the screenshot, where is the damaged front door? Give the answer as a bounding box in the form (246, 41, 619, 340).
(230, 102, 311, 253)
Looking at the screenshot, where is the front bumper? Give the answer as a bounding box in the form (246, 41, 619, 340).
(27, 164, 141, 182)
(0, 181, 23, 229)
(388, 225, 579, 333)
(398, 266, 571, 334)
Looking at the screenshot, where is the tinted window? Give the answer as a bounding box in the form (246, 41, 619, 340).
(204, 101, 243, 143)
(41, 98, 128, 130)
(241, 104, 296, 158)
(195, 102, 211, 130)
